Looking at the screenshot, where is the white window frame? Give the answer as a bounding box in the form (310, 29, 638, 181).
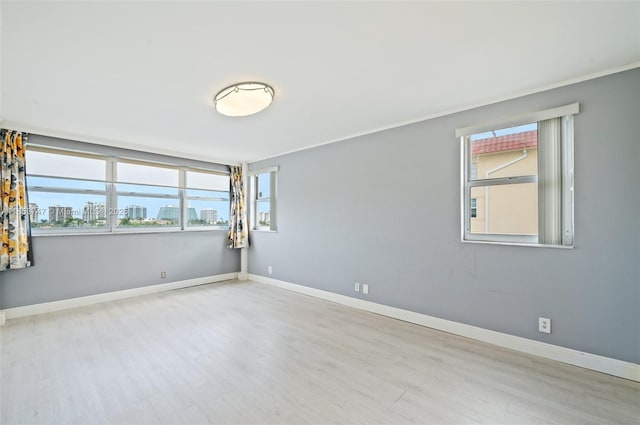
(26, 146, 231, 235)
(113, 159, 181, 232)
(457, 103, 578, 247)
(26, 147, 110, 234)
(184, 167, 231, 230)
(249, 166, 278, 232)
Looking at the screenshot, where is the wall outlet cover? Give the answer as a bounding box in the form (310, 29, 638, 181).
(539, 317, 551, 334)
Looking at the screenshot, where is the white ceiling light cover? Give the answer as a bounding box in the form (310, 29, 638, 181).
(214, 82, 274, 117)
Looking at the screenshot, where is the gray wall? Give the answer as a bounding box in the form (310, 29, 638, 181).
(0, 135, 240, 309)
(249, 68, 640, 364)
(0, 231, 239, 309)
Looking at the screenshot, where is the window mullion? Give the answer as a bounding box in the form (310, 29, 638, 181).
(251, 175, 257, 229)
(461, 136, 469, 240)
(270, 171, 276, 231)
(468, 175, 538, 187)
(118, 192, 179, 199)
(107, 157, 116, 233)
(179, 168, 186, 230)
(561, 115, 574, 245)
(28, 187, 107, 195)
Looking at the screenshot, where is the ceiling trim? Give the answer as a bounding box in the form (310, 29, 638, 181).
(248, 61, 640, 164)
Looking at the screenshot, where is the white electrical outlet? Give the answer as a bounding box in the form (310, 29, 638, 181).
(268, 266, 273, 275)
(539, 317, 551, 334)
(362, 284, 369, 295)
(354, 282, 360, 292)
(161, 271, 166, 279)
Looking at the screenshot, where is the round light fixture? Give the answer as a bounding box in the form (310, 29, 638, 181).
(214, 82, 274, 117)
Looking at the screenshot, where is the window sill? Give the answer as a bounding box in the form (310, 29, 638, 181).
(32, 228, 228, 237)
(461, 239, 574, 249)
(250, 229, 278, 233)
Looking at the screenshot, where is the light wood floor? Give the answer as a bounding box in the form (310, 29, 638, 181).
(1, 280, 638, 425)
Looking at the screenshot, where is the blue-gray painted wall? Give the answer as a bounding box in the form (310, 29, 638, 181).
(248, 68, 640, 364)
(0, 231, 239, 308)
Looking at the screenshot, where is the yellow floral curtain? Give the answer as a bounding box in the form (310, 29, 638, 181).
(1, 129, 34, 270)
(227, 166, 248, 249)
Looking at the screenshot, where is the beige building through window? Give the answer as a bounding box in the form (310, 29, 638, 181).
(470, 129, 538, 235)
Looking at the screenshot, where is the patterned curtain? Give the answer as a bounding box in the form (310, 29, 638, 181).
(227, 166, 249, 248)
(0, 129, 34, 270)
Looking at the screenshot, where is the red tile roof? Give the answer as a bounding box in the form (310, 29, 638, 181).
(472, 130, 537, 155)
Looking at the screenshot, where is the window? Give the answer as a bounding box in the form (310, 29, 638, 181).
(25, 147, 230, 234)
(458, 103, 577, 246)
(185, 170, 230, 228)
(250, 167, 278, 231)
(116, 161, 180, 229)
(26, 149, 108, 231)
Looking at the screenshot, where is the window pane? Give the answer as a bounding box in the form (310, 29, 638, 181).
(470, 123, 538, 181)
(27, 150, 105, 180)
(186, 171, 229, 191)
(186, 188, 229, 227)
(256, 200, 270, 226)
(257, 173, 270, 199)
(186, 199, 230, 227)
(28, 192, 107, 229)
(469, 183, 538, 235)
(27, 176, 105, 192)
(117, 162, 178, 186)
(186, 189, 228, 199)
(116, 183, 179, 197)
(116, 196, 180, 227)
(470, 163, 478, 181)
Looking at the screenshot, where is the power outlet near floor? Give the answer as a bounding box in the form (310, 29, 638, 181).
(362, 284, 369, 295)
(268, 266, 273, 275)
(354, 282, 360, 292)
(539, 317, 551, 334)
(161, 271, 167, 279)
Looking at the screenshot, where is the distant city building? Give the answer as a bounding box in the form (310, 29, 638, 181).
(157, 205, 179, 222)
(200, 209, 218, 224)
(157, 205, 197, 223)
(258, 211, 270, 225)
(126, 205, 147, 220)
(28, 203, 39, 224)
(83, 202, 106, 222)
(49, 205, 73, 224)
(187, 208, 198, 222)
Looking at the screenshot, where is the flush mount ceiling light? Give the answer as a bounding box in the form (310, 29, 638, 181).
(214, 82, 274, 117)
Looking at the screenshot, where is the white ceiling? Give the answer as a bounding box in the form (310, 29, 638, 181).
(1, 1, 639, 164)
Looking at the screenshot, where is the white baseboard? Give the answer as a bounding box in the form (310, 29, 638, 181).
(1, 272, 239, 321)
(249, 274, 640, 382)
